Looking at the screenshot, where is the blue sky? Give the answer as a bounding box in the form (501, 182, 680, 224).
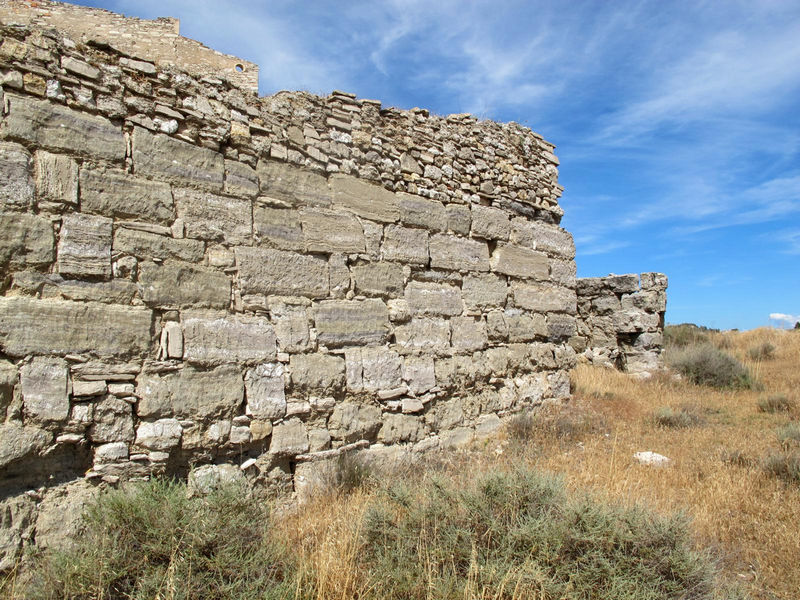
(67, 0, 800, 330)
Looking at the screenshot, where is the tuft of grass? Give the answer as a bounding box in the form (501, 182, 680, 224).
(653, 406, 703, 429)
(666, 344, 756, 390)
(319, 450, 375, 496)
(664, 324, 714, 348)
(747, 342, 776, 361)
(757, 394, 795, 414)
(360, 467, 718, 600)
(762, 452, 800, 485)
(505, 411, 536, 443)
(776, 422, 800, 449)
(24, 478, 292, 600)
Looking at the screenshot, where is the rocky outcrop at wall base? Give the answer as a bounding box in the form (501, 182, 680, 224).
(573, 273, 668, 375)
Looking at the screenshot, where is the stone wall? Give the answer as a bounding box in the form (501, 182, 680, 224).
(573, 273, 668, 375)
(0, 10, 579, 565)
(0, 0, 258, 93)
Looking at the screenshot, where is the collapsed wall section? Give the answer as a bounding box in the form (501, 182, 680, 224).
(0, 16, 576, 560)
(573, 273, 668, 375)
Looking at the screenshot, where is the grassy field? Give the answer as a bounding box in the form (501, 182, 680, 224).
(4, 327, 798, 599)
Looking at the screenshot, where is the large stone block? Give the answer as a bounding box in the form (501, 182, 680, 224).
(0, 212, 54, 269)
(403, 355, 435, 394)
(313, 299, 389, 346)
(612, 309, 661, 333)
(429, 233, 489, 272)
(113, 227, 205, 263)
(462, 273, 508, 310)
(0, 142, 33, 210)
(405, 281, 462, 317)
(135, 418, 182, 451)
(471, 204, 510, 240)
(621, 291, 667, 313)
(79, 167, 174, 224)
(361, 347, 403, 392)
(21, 273, 137, 305)
(20, 357, 69, 423)
(136, 365, 243, 420)
(174, 188, 252, 245)
(289, 353, 345, 392)
(2, 95, 124, 161)
(244, 363, 286, 420)
(490, 244, 549, 280)
(56, 214, 112, 279)
(235, 246, 329, 298)
(328, 402, 382, 442)
(450, 316, 488, 352)
(138, 262, 230, 309)
(640, 272, 668, 291)
(382, 225, 428, 265)
(269, 418, 309, 456)
(512, 282, 577, 314)
(547, 314, 577, 340)
(0, 360, 16, 418)
(132, 127, 223, 192)
(34, 151, 77, 207)
(397, 192, 447, 231)
(352, 262, 404, 297)
(253, 205, 303, 251)
(0, 297, 153, 358)
(271, 306, 311, 352)
(605, 274, 640, 294)
(329, 173, 399, 223)
(300, 208, 365, 253)
(393, 318, 451, 355)
(257, 159, 331, 207)
(378, 413, 426, 444)
(89, 396, 134, 443)
(182, 311, 276, 365)
(0, 423, 51, 470)
(224, 159, 258, 198)
(510, 218, 575, 259)
(446, 204, 471, 235)
(505, 310, 548, 342)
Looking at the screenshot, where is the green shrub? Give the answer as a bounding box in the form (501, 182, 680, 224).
(361, 468, 718, 600)
(653, 406, 703, 429)
(26, 478, 291, 600)
(777, 422, 800, 449)
(666, 344, 755, 389)
(748, 342, 776, 361)
(763, 452, 800, 485)
(757, 394, 795, 414)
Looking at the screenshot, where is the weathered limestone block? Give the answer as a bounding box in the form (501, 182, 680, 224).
(89, 397, 134, 443)
(621, 290, 667, 313)
(403, 355, 436, 394)
(345, 348, 363, 392)
(510, 219, 575, 259)
(25, 274, 137, 305)
(591, 294, 621, 315)
(0, 297, 153, 357)
(576, 277, 605, 296)
(0, 423, 51, 470)
(361, 347, 403, 392)
(136, 365, 243, 420)
(132, 127, 223, 191)
(113, 227, 205, 263)
(446, 204, 471, 235)
(634, 332, 663, 350)
(505, 310, 548, 342)
(57, 213, 112, 279)
(471, 204, 510, 240)
(253, 205, 304, 251)
(490, 244, 549, 280)
(0, 142, 33, 209)
(405, 281, 462, 317)
(429, 233, 490, 272)
(235, 246, 329, 298)
(257, 160, 331, 207)
(486, 311, 508, 341)
(2, 95, 125, 161)
(34, 150, 77, 207)
(224, 159, 258, 198)
(605, 274, 640, 294)
(271, 307, 311, 353)
(378, 414, 427, 444)
(20, 358, 69, 423)
(79, 167, 174, 224)
(462, 273, 507, 310)
(289, 353, 345, 392)
(547, 314, 577, 340)
(641, 272, 668, 291)
(612, 309, 661, 333)
(94, 442, 128, 463)
(244, 363, 286, 420)
(174, 188, 252, 245)
(397, 192, 447, 231)
(0, 212, 54, 269)
(328, 402, 382, 442)
(329, 173, 399, 223)
(451, 316, 488, 352)
(269, 418, 309, 456)
(139, 261, 230, 309)
(394, 318, 451, 355)
(71, 380, 107, 397)
(300, 208, 365, 253)
(328, 253, 350, 297)
(512, 282, 577, 314)
(189, 464, 246, 496)
(182, 311, 276, 365)
(382, 225, 428, 265)
(0, 360, 16, 418)
(549, 258, 577, 288)
(352, 262, 404, 297)
(313, 299, 389, 346)
(135, 418, 182, 451)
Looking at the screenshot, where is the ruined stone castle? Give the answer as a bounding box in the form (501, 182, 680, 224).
(0, 0, 666, 566)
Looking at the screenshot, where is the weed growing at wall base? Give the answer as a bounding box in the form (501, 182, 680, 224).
(666, 344, 755, 389)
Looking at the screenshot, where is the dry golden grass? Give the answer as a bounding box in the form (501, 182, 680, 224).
(275, 328, 800, 600)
